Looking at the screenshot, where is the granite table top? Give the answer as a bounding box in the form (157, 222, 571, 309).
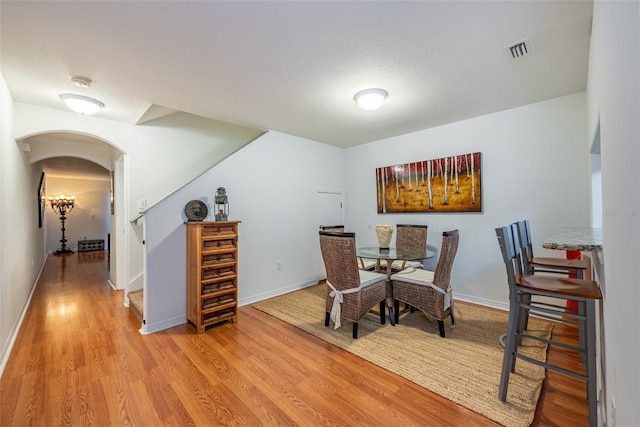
(542, 226, 603, 252)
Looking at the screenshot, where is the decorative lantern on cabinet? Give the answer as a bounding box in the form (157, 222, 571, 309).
(214, 187, 229, 221)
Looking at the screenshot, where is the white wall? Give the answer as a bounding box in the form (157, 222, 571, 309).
(143, 131, 345, 333)
(345, 92, 590, 308)
(45, 176, 110, 253)
(11, 103, 262, 292)
(142, 94, 590, 331)
(0, 76, 46, 374)
(588, 1, 640, 425)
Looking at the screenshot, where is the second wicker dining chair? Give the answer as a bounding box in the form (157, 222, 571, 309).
(381, 224, 428, 272)
(390, 229, 459, 337)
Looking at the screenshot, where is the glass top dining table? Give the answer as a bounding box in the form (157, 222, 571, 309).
(356, 246, 436, 276)
(356, 246, 436, 326)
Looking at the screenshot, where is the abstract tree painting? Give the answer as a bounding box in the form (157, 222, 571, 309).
(376, 152, 482, 213)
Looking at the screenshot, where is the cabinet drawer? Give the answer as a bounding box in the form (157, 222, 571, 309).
(201, 265, 235, 282)
(202, 237, 237, 252)
(201, 223, 237, 237)
(202, 278, 236, 296)
(201, 290, 236, 311)
(202, 307, 236, 325)
(202, 251, 236, 266)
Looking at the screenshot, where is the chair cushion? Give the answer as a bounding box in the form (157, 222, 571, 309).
(359, 269, 387, 288)
(380, 259, 424, 270)
(395, 259, 422, 270)
(390, 268, 451, 309)
(358, 258, 377, 270)
(390, 268, 435, 285)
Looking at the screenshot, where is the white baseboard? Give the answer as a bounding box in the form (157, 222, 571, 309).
(239, 284, 512, 314)
(0, 257, 46, 377)
(453, 292, 509, 312)
(139, 315, 186, 335)
(239, 279, 319, 307)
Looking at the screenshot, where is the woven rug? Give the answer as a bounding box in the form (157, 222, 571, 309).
(252, 284, 553, 427)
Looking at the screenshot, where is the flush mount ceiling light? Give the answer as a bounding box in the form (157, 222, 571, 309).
(354, 88, 388, 111)
(60, 94, 104, 115)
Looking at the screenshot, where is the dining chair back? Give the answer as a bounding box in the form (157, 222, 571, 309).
(319, 225, 345, 232)
(389, 229, 459, 337)
(319, 230, 387, 338)
(383, 224, 428, 271)
(319, 225, 376, 270)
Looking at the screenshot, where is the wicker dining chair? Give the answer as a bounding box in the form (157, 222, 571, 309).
(390, 229, 459, 337)
(319, 225, 375, 270)
(381, 224, 428, 272)
(319, 230, 387, 339)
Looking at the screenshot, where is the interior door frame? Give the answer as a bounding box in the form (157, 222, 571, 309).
(314, 188, 345, 280)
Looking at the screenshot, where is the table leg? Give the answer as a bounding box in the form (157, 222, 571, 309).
(386, 280, 395, 326)
(384, 263, 396, 326)
(373, 259, 396, 326)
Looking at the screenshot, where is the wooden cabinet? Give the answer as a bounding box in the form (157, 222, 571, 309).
(186, 221, 240, 333)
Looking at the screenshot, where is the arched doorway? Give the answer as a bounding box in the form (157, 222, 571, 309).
(21, 131, 129, 300)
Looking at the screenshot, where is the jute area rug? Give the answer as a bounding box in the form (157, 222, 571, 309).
(252, 284, 553, 427)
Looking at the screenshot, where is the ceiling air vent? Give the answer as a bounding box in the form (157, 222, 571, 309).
(506, 38, 532, 59)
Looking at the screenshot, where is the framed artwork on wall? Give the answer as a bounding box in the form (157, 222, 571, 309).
(110, 171, 115, 215)
(376, 152, 482, 213)
(38, 172, 46, 228)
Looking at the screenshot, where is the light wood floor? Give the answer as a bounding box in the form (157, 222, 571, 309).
(0, 252, 588, 426)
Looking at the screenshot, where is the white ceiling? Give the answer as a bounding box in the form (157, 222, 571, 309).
(26, 132, 113, 180)
(38, 156, 110, 181)
(1, 1, 593, 148)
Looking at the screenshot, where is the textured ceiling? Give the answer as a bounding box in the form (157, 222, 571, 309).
(1, 1, 592, 148)
(39, 156, 109, 181)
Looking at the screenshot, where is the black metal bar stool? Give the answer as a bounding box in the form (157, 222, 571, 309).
(515, 219, 590, 278)
(495, 225, 601, 427)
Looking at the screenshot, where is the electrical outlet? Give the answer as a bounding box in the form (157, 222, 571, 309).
(276, 261, 282, 271)
(611, 398, 616, 426)
(138, 199, 147, 211)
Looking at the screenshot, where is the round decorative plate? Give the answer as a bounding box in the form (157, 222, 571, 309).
(184, 200, 208, 221)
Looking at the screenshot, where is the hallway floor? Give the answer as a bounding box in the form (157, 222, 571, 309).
(0, 251, 588, 426)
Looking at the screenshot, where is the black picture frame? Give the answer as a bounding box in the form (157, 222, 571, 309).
(110, 171, 114, 215)
(37, 172, 46, 228)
